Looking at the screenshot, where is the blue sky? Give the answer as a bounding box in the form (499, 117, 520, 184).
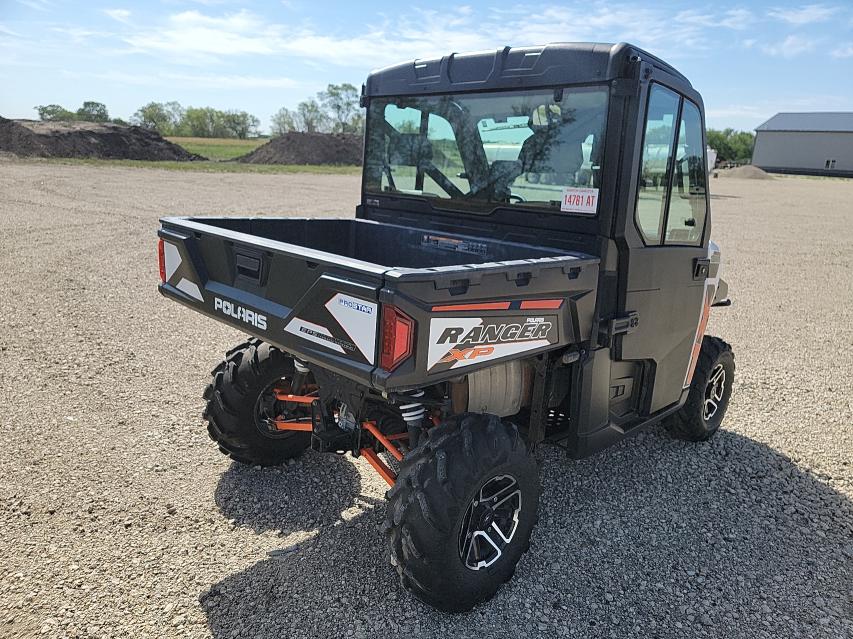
(1, 0, 852, 133)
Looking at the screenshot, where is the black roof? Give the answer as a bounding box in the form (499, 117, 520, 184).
(756, 112, 853, 133)
(364, 42, 689, 97)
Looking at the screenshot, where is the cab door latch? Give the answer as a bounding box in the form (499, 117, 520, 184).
(693, 257, 711, 281)
(610, 311, 639, 337)
(600, 311, 639, 347)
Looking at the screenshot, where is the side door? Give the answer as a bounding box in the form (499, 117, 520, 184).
(618, 83, 712, 415)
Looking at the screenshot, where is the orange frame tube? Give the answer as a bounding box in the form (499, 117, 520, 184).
(272, 391, 318, 404)
(269, 405, 403, 486)
(360, 448, 396, 486)
(362, 421, 404, 462)
(272, 418, 313, 432)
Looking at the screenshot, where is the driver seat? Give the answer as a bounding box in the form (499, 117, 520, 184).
(519, 125, 584, 185)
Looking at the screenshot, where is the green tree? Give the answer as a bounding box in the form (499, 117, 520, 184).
(295, 99, 330, 133)
(180, 107, 228, 138)
(132, 101, 184, 135)
(222, 110, 260, 139)
(270, 107, 298, 136)
(730, 131, 755, 163)
(34, 104, 76, 121)
(707, 128, 755, 163)
(318, 83, 361, 133)
(347, 111, 365, 135)
(76, 101, 110, 122)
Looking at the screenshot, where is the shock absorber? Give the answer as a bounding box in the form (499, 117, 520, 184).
(291, 359, 310, 394)
(398, 390, 426, 449)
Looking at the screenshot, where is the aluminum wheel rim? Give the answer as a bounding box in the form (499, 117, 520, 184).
(254, 378, 306, 438)
(703, 364, 726, 421)
(458, 474, 522, 571)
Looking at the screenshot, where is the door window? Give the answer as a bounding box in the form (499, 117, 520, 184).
(664, 100, 707, 245)
(635, 85, 708, 246)
(635, 85, 680, 244)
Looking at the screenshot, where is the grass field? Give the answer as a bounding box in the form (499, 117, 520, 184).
(166, 136, 269, 161)
(30, 157, 362, 175)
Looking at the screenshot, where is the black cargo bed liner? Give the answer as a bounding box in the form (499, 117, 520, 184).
(191, 217, 571, 270)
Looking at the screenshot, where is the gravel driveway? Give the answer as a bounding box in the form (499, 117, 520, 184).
(0, 162, 851, 638)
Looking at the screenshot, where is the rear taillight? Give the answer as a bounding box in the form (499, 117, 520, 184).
(158, 238, 166, 283)
(380, 305, 415, 371)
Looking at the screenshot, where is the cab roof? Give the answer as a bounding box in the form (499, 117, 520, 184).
(364, 42, 689, 97)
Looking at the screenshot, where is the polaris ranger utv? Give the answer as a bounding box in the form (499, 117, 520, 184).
(158, 42, 734, 612)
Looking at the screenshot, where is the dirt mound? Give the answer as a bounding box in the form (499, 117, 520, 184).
(238, 132, 361, 165)
(718, 165, 773, 180)
(0, 117, 203, 161)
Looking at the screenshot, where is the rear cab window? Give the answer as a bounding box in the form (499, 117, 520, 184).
(364, 86, 609, 215)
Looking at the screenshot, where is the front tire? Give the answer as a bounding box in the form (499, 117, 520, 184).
(666, 336, 735, 441)
(203, 338, 311, 466)
(386, 413, 540, 612)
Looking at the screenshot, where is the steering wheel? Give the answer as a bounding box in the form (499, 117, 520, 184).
(508, 193, 526, 203)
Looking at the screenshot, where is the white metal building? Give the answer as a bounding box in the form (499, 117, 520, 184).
(752, 112, 853, 177)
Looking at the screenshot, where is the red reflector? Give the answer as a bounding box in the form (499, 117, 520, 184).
(519, 299, 563, 310)
(158, 239, 166, 283)
(380, 305, 415, 371)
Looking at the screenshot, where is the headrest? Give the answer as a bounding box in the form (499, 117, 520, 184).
(519, 128, 584, 175)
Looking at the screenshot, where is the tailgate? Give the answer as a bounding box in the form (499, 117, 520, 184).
(375, 254, 600, 390)
(158, 217, 386, 383)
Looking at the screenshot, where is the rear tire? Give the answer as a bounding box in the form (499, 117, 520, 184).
(666, 336, 734, 442)
(386, 413, 540, 612)
(203, 338, 311, 466)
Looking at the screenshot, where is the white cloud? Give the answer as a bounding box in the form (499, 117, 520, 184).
(123, 10, 282, 59)
(706, 94, 853, 128)
(768, 4, 839, 25)
(116, 5, 757, 68)
(50, 27, 113, 44)
(167, 73, 298, 89)
(71, 69, 299, 90)
(832, 44, 853, 58)
(705, 104, 767, 121)
(104, 9, 132, 25)
(15, 0, 52, 12)
(761, 35, 817, 57)
(0, 24, 22, 38)
(676, 8, 754, 30)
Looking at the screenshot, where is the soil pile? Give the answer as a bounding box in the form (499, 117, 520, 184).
(0, 117, 204, 161)
(238, 132, 362, 165)
(718, 165, 773, 180)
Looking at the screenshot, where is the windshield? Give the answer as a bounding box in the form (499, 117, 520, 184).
(364, 86, 608, 214)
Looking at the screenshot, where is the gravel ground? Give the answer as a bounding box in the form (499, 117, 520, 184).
(0, 163, 851, 639)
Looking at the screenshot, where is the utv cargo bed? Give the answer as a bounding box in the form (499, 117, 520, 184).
(158, 217, 599, 390)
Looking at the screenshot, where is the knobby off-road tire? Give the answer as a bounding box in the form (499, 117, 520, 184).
(386, 413, 540, 612)
(203, 338, 310, 466)
(666, 335, 735, 442)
